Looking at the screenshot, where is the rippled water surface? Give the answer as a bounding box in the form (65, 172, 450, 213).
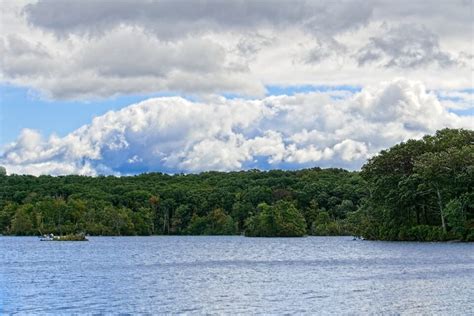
(1, 236, 473, 314)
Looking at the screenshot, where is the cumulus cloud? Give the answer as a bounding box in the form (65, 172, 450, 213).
(1, 79, 471, 175)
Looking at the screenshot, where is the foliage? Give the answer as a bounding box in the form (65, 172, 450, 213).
(311, 211, 350, 236)
(245, 201, 307, 237)
(187, 208, 235, 235)
(53, 233, 88, 241)
(358, 128, 473, 241)
(0, 167, 364, 236)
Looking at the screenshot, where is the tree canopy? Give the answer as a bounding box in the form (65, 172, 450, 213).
(355, 128, 473, 241)
(0, 167, 364, 237)
(245, 201, 307, 237)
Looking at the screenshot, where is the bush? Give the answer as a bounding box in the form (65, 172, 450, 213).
(245, 201, 307, 237)
(465, 229, 474, 242)
(187, 209, 235, 235)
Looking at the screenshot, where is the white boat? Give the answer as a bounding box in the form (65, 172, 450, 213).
(40, 233, 56, 241)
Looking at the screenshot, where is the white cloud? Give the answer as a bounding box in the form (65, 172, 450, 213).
(1, 79, 472, 175)
(0, 0, 472, 99)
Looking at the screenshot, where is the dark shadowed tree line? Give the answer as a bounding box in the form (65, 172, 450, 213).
(351, 128, 474, 241)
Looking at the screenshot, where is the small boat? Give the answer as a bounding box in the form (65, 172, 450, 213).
(40, 233, 56, 241)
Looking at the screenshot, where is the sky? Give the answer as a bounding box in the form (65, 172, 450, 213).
(0, 0, 472, 176)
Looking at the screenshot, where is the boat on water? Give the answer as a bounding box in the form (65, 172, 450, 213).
(39, 233, 88, 241)
(40, 233, 56, 241)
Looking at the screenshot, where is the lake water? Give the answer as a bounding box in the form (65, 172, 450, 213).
(1, 236, 473, 314)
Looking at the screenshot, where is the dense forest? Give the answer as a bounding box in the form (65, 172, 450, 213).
(0, 166, 365, 237)
(355, 128, 473, 241)
(0, 128, 472, 241)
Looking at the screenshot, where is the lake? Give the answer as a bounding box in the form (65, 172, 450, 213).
(1, 236, 473, 314)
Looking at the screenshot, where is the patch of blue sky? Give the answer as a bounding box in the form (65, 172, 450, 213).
(0, 84, 179, 145)
(222, 84, 361, 100)
(449, 108, 474, 116)
(266, 84, 361, 96)
(434, 88, 473, 99)
(437, 95, 464, 102)
(220, 92, 257, 100)
(434, 89, 473, 117)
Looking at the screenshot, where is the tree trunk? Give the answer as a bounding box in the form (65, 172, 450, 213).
(436, 187, 447, 233)
(163, 211, 167, 234)
(422, 204, 428, 225)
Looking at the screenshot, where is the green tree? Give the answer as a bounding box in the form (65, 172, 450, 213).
(186, 209, 235, 235)
(172, 204, 193, 234)
(245, 201, 307, 237)
(359, 128, 474, 241)
(205, 208, 235, 235)
(0, 203, 18, 234)
(0, 157, 371, 237)
(186, 214, 208, 235)
(11, 205, 33, 235)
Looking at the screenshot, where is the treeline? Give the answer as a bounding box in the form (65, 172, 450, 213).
(352, 128, 474, 241)
(0, 128, 472, 241)
(0, 167, 365, 237)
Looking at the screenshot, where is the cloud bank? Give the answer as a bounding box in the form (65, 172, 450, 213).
(0, 0, 472, 99)
(1, 79, 472, 175)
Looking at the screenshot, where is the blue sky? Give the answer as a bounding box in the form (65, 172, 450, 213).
(0, 84, 170, 144)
